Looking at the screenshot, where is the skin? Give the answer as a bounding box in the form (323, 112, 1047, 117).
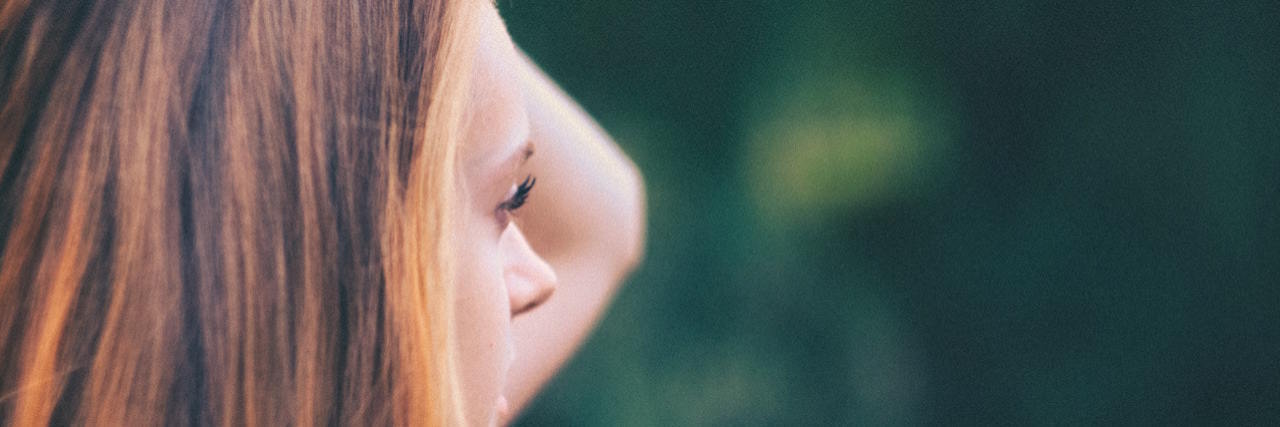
(454, 2, 646, 426)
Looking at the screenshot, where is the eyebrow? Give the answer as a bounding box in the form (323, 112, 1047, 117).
(518, 142, 534, 165)
(497, 140, 535, 179)
(486, 101, 534, 184)
(502, 103, 534, 170)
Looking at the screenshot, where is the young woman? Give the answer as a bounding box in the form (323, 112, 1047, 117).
(0, 0, 644, 425)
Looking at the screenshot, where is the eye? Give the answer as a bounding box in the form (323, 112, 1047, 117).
(495, 175, 535, 228)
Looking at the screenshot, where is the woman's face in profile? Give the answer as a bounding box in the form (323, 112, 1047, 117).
(453, 2, 558, 425)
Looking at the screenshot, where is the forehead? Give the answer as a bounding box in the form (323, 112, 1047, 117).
(461, 3, 527, 169)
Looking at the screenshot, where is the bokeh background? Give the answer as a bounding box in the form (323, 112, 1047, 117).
(501, 1, 1280, 425)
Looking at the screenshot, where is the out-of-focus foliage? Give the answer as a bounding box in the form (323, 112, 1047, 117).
(502, 0, 1280, 425)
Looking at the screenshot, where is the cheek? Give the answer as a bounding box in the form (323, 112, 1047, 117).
(454, 241, 508, 346)
(454, 211, 509, 326)
(451, 209, 514, 423)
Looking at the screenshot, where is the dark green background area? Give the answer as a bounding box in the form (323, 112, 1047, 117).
(501, 1, 1280, 425)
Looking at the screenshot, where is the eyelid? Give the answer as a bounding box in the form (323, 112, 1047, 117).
(502, 175, 535, 210)
(496, 175, 535, 227)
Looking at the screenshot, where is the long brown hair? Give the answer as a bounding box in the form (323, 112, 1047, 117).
(0, 0, 474, 424)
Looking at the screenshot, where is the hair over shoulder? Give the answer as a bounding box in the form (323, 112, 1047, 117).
(0, 0, 477, 425)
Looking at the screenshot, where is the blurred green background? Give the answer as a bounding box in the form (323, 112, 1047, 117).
(501, 1, 1280, 425)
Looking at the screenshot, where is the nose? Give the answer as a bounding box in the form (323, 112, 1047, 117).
(501, 223, 557, 316)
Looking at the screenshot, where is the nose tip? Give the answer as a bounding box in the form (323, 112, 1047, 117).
(511, 278, 554, 316)
(503, 223, 559, 316)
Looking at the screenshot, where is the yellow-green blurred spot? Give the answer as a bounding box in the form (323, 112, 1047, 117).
(748, 73, 949, 226)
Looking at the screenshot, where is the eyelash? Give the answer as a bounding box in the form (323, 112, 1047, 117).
(496, 175, 535, 226)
